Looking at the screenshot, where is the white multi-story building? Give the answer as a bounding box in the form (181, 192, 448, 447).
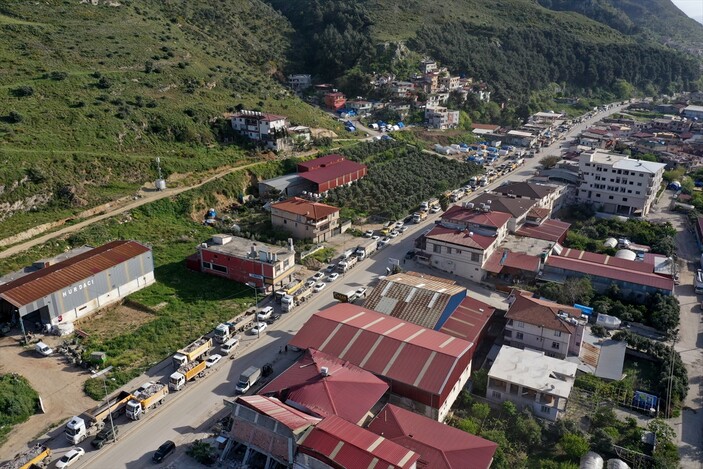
(425, 106, 460, 130)
(288, 74, 312, 92)
(231, 111, 290, 151)
(577, 150, 666, 216)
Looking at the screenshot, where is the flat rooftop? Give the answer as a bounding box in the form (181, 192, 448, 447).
(204, 235, 293, 258)
(259, 173, 305, 191)
(501, 234, 554, 257)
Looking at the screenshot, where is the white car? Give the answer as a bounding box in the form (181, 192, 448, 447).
(395, 221, 404, 228)
(257, 306, 274, 321)
(364, 230, 374, 238)
(313, 282, 326, 293)
(250, 322, 268, 335)
(355, 287, 367, 298)
(389, 231, 399, 238)
(205, 354, 222, 368)
(327, 273, 340, 282)
(304, 280, 316, 289)
(312, 271, 325, 281)
(56, 448, 85, 469)
(430, 206, 441, 213)
(371, 235, 380, 240)
(400, 226, 409, 233)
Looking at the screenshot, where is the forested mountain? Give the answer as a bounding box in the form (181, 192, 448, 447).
(267, 0, 702, 100)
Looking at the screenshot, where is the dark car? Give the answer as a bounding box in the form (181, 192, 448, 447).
(153, 440, 176, 463)
(91, 425, 119, 449)
(266, 313, 282, 325)
(405, 250, 416, 260)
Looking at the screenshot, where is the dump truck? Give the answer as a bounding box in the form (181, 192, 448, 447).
(235, 366, 262, 394)
(65, 390, 134, 444)
(274, 279, 303, 303)
(213, 315, 255, 343)
(337, 255, 357, 273)
(169, 360, 207, 391)
(172, 337, 212, 369)
(355, 238, 378, 260)
(125, 381, 169, 420)
(1, 444, 51, 469)
(281, 288, 313, 313)
(412, 211, 428, 223)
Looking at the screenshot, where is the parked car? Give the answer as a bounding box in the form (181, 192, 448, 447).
(395, 221, 404, 228)
(91, 426, 118, 449)
(313, 282, 326, 293)
(205, 354, 223, 368)
(305, 280, 316, 289)
(250, 322, 268, 335)
(152, 440, 176, 463)
(430, 206, 441, 214)
(56, 448, 85, 469)
(405, 250, 416, 260)
(327, 273, 340, 282)
(364, 230, 374, 238)
(355, 287, 367, 298)
(35, 341, 53, 357)
(312, 272, 325, 281)
(257, 306, 274, 321)
(371, 235, 380, 240)
(325, 264, 337, 273)
(266, 313, 282, 325)
(400, 226, 409, 233)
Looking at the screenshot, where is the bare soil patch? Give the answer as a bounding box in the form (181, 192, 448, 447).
(75, 303, 155, 341)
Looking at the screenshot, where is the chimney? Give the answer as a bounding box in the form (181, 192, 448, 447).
(250, 244, 257, 258)
(320, 367, 330, 377)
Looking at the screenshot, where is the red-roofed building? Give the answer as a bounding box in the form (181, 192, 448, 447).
(298, 416, 420, 469)
(289, 304, 474, 421)
(324, 92, 347, 110)
(231, 110, 291, 151)
(483, 249, 542, 278)
(515, 218, 570, 243)
(297, 154, 347, 172)
(416, 205, 510, 282)
(259, 348, 389, 425)
(367, 404, 497, 469)
(295, 154, 368, 193)
(439, 296, 495, 347)
(505, 290, 586, 359)
(270, 198, 341, 243)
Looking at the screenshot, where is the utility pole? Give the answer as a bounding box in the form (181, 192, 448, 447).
(93, 366, 117, 443)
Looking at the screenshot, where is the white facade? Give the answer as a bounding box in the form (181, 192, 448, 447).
(504, 319, 571, 359)
(425, 106, 460, 130)
(288, 74, 312, 92)
(231, 111, 289, 151)
(577, 150, 666, 216)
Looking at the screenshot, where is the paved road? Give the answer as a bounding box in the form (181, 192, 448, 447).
(21, 103, 631, 468)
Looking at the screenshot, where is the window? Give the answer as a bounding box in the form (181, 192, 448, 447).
(596, 194, 601, 198)
(637, 182, 642, 186)
(622, 198, 628, 202)
(471, 252, 480, 262)
(517, 321, 524, 328)
(433, 244, 441, 253)
(540, 405, 551, 414)
(283, 219, 287, 224)
(554, 330, 561, 337)
(456, 250, 462, 254)
(211, 264, 227, 273)
(283, 259, 290, 268)
(446, 247, 452, 254)
(636, 191, 640, 195)
(202, 262, 212, 269)
(516, 332, 524, 340)
(492, 390, 502, 399)
(608, 195, 614, 200)
(551, 341, 560, 350)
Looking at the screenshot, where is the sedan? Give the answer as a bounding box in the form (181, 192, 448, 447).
(205, 354, 222, 368)
(395, 221, 404, 228)
(364, 230, 374, 238)
(430, 206, 441, 214)
(304, 279, 316, 289)
(388, 231, 399, 238)
(312, 272, 325, 281)
(371, 235, 380, 240)
(355, 287, 367, 298)
(325, 264, 337, 273)
(400, 226, 409, 233)
(250, 322, 268, 335)
(313, 282, 326, 293)
(327, 273, 340, 282)
(56, 448, 85, 469)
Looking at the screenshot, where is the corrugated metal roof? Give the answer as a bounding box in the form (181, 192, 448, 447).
(258, 348, 388, 424)
(367, 404, 497, 469)
(515, 219, 571, 242)
(471, 193, 537, 218)
(271, 197, 339, 220)
(0, 240, 150, 307)
(425, 226, 497, 250)
(289, 304, 473, 397)
(494, 182, 553, 200)
(441, 205, 511, 229)
(236, 395, 321, 432)
(364, 272, 465, 329)
(299, 415, 419, 469)
(439, 297, 495, 344)
(298, 160, 367, 184)
(297, 154, 346, 171)
(484, 249, 541, 274)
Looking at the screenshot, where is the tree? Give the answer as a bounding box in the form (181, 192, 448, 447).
(144, 60, 154, 73)
(11, 85, 34, 97)
(439, 193, 450, 211)
(7, 111, 23, 123)
(470, 402, 490, 421)
(559, 433, 589, 460)
(539, 155, 561, 169)
(97, 77, 112, 89)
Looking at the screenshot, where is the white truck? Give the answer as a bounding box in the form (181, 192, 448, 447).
(355, 238, 378, 260)
(337, 255, 358, 273)
(235, 366, 262, 394)
(281, 288, 313, 313)
(65, 390, 134, 444)
(125, 382, 169, 420)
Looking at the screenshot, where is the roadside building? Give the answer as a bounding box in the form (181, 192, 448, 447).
(577, 149, 666, 216)
(346, 100, 373, 115)
(288, 74, 312, 93)
(324, 92, 347, 110)
(504, 290, 586, 359)
(425, 106, 460, 130)
(487, 346, 578, 421)
(469, 193, 539, 232)
(505, 130, 537, 147)
(471, 123, 501, 136)
(188, 235, 296, 294)
(683, 105, 703, 120)
(296, 154, 367, 194)
(492, 181, 567, 212)
(0, 240, 154, 331)
(230, 111, 290, 151)
(270, 198, 340, 243)
(367, 404, 498, 469)
(289, 304, 474, 421)
(259, 348, 389, 425)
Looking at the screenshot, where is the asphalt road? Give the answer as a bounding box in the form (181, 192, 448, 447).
(35, 102, 631, 468)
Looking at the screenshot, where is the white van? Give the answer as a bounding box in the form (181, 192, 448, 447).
(221, 337, 240, 356)
(35, 341, 53, 356)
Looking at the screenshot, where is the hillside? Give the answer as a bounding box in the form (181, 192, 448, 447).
(0, 0, 337, 238)
(268, 0, 700, 100)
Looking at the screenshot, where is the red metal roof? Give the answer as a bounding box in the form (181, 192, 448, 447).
(298, 160, 367, 185)
(506, 290, 581, 334)
(288, 304, 473, 397)
(441, 205, 511, 229)
(484, 249, 541, 275)
(425, 226, 498, 250)
(367, 404, 497, 469)
(0, 241, 150, 307)
(258, 348, 388, 424)
(515, 219, 570, 242)
(557, 247, 653, 273)
(297, 154, 346, 171)
(236, 395, 321, 432)
(271, 197, 339, 221)
(439, 297, 495, 344)
(299, 415, 419, 469)
(546, 253, 674, 291)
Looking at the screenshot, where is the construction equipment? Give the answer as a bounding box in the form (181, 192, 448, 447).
(125, 382, 169, 420)
(1, 444, 51, 469)
(169, 360, 207, 391)
(172, 337, 212, 369)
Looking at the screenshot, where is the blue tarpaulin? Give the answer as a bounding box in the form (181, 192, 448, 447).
(574, 304, 593, 316)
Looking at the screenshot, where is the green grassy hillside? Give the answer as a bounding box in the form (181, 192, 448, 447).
(0, 0, 338, 238)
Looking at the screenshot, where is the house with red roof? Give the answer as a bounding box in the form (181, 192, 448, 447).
(270, 197, 341, 243)
(416, 204, 510, 282)
(259, 348, 389, 425)
(230, 110, 291, 151)
(504, 290, 586, 359)
(296, 154, 367, 193)
(289, 304, 474, 421)
(324, 92, 347, 110)
(367, 404, 497, 469)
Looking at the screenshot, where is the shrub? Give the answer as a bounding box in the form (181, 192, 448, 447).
(7, 111, 23, 123)
(559, 433, 590, 460)
(11, 85, 34, 97)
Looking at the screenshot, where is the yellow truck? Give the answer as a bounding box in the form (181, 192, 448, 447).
(1, 444, 51, 469)
(169, 360, 207, 391)
(172, 337, 212, 369)
(125, 381, 169, 420)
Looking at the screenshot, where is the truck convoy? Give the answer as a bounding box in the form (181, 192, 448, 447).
(125, 381, 169, 420)
(355, 238, 378, 260)
(275, 280, 303, 303)
(281, 287, 313, 313)
(1, 444, 51, 469)
(65, 390, 134, 444)
(213, 315, 254, 344)
(172, 337, 212, 369)
(337, 255, 357, 273)
(169, 360, 207, 391)
(412, 211, 428, 223)
(235, 366, 262, 394)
